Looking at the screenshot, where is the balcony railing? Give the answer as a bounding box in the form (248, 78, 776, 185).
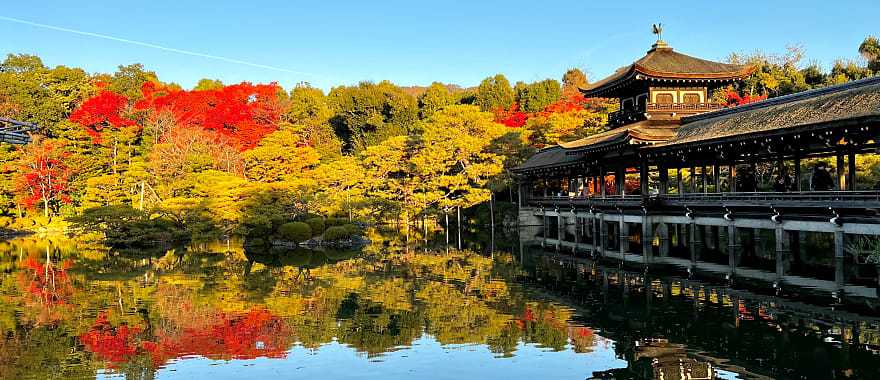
(646, 102, 724, 113)
(608, 109, 645, 126)
(526, 191, 880, 208)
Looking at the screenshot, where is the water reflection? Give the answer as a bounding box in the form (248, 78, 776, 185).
(0, 232, 879, 379)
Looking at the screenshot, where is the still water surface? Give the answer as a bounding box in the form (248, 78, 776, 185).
(0, 230, 878, 379)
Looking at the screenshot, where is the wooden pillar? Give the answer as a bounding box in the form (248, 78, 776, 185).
(727, 223, 738, 275)
(775, 226, 788, 279)
(587, 215, 595, 256)
(754, 228, 764, 261)
(794, 150, 802, 192)
(750, 161, 758, 191)
(599, 213, 607, 257)
(690, 165, 697, 193)
(658, 223, 670, 257)
(702, 165, 708, 193)
(677, 167, 684, 194)
(558, 214, 565, 243)
(640, 162, 649, 196)
(713, 164, 720, 193)
(730, 164, 737, 192)
(599, 166, 606, 198)
(689, 222, 701, 264)
(617, 165, 626, 197)
(835, 228, 845, 292)
(837, 152, 846, 190)
(848, 151, 857, 191)
(642, 214, 652, 263)
(834, 227, 845, 297)
(659, 164, 669, 195)
(619, 217, 628, 256)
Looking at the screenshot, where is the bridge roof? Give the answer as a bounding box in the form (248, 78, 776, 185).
(662, 75, 880, 147)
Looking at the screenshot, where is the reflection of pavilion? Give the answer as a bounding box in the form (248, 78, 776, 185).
(636, 339, 714, 380)
(514, 39, 880, 302)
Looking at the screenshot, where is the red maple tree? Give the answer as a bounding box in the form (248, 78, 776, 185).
(135, 81, 283, 151)
(14, 139, 72, 217)
(69, 89, 137, 143)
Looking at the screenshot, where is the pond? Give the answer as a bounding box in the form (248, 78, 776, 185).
(0, 229, 879, 379)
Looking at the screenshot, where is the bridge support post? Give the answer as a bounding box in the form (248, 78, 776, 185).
(542, 214, 548, 246)
(754, 228, 764, 261)
(834, 228, 846, 294)
(573, 216, 580, 254)
(658, 223, 669, 258)
(689, 222, 702, 265)
(599, 213, 607, 258)
(619, 217, 629, 257)
(775, 226, 789, 280)
(727, 223, 738, 276)
(558, 214, 565, 245)
(642, 214, 653, 264)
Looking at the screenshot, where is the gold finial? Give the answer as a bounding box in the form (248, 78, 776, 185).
(652, 23, 663, 42)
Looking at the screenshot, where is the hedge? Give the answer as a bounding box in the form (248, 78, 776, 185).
(277, 222, 312, 243)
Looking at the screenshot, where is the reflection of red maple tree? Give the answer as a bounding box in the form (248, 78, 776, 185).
(81, 308, 291, 369)
(16, 256, 75, 324)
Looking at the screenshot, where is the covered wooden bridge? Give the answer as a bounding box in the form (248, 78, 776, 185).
(513, 41, 880, 302)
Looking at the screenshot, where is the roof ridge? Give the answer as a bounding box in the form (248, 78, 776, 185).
(682, 75, 880, 124)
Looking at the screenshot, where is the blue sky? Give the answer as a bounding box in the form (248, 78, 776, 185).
(1, 1, 877, 91)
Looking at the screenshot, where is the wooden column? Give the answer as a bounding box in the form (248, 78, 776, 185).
(677, 167, 684, 194)
(642, 214, 652, 263)
(848, 150, 857, 191)
(713, 164, 720, 192)
(617, 165, 626, 197)
(794, 150, 802, 192)
(658, 223, 670, 257)
(640, 162, 649, 196)
(599, 166, 606, 198)
(775, 226, 788, 279)
(727, 223, 738, 275)
(834, 228, 845, 293)
(730, 164, 737, 192)
(659, 164, 669, 195)
(599, 213, 607, 257)
(689, 222, 701, 264)
(702, 165, 708, 193)
(690, 165, 697, 193)
(837, 152, 846, 190)
(619, 217, 628, 257)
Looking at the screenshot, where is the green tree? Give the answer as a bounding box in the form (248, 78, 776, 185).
(474, 74, 514, 112)
(562, 68, 588, 95)
(285, 83, 341, 159)
(418, 82, 455, 119)
(194, 78, 224, 91)
(327, 81, 418, 152)
(108, 63, 158, 100)
(515, 79, 562, 112)
(859, 36, 880, 73)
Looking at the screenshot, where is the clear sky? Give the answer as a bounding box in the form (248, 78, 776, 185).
(1, 1, 877, 91)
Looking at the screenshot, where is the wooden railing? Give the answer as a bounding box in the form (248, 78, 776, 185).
(646, 102, 724, 112)
(526, 191, 880, 208)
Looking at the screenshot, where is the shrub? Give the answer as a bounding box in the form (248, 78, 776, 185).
(342, 223, 362, 236)
(277, 222, 311, 243)
(323, 226, 351, 242)
(304, 217, 325, 236)
(325, 217, 348, 227)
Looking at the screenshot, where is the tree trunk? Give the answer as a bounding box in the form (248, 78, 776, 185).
(43, 198, 49, 218)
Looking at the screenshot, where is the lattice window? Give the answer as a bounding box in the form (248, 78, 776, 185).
(655, 93, 674, 104)
(682, 93, 701, 104)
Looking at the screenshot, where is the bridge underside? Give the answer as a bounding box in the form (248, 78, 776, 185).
(519, 197, 880, 305)
(0, 117, 38, 145)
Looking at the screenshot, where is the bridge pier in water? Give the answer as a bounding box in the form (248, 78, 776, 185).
(523, 206, 880, 304)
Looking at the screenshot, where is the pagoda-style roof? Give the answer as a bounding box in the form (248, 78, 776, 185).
(580, 41, 754, 98)
(658, 75, 880, 148)
(559, 121, 678, 152)
(514, 145, 583, 173)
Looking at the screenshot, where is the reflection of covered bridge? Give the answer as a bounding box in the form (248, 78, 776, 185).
(0, 117, 39, 144)
(514, 40, 880, 302)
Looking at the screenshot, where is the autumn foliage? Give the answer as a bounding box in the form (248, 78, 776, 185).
(723, 87, 768, 107)
(13, 139, 72, 215)
(135, 81, 283, 150)
(69, 89, 136, 142)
